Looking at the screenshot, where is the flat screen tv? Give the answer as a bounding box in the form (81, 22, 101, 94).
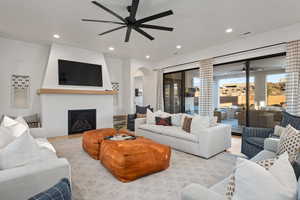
(58, 59, 103, 87)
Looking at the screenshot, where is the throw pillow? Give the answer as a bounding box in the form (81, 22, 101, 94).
(136, 105, 152, 114)
(146, 109, 172, 125)
(28, 178, 72, 200)
(256, 158, 277, 170)
(277, 124, 300, 162)
(232, 155, 296, 200)
(190, 115, 210, 134)
(225, 158, 276, 200)
(269, 153, 298, 196)
(155, 116, 172, 126)
(182, 117, 193, 133)
(210, 116, 218, 127)
(146, 109, 156, 125)
(0, 127, 15, 149)
(225, 175, 236, 199)
(274, 125, 286, 137)
(181, 114, 193, 127)
(171, 113, 182, 127)
(0, 132, 41, 170)
(136, 113, 147, 118)
(1, 116, 29, 138)
(15, 116, 30, 130)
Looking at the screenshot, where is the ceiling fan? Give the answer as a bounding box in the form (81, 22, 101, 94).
(82, 0, 174, 42)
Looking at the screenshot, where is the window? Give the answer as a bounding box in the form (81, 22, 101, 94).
(266, 74, 286, 107)
(163, 68, 199, 114)
(213, 54, 287, 133)
(219, 77, 255, 108)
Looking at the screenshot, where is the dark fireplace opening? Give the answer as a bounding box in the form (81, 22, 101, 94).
(68, 109, 96, 134)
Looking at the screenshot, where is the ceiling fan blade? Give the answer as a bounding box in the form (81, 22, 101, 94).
(91, 1, 127, 23)
(82, 19, 125, 25)
(98, 26, 126, 36)
(134, 27, 154, 41)
(138, 24, 173, 31)
(125, 27, 132, 42)
(135, 10, 173, 24)
(130, 0, 140, 20)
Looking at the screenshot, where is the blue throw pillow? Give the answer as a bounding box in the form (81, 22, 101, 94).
(281, 111, 300, 130)
(28, 178, 71, 200)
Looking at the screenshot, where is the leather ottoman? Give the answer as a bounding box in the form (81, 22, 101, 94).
(82, 128, 117, 160)
(100, 137, 171, 182)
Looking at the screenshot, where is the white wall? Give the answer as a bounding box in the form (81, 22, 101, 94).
(105, 55, 126, 115)
(130, 59, 157, 112)
(42, 43, 112, 90)
(0, 37, 49, 117)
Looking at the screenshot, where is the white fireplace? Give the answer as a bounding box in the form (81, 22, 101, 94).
(39, 43, 115, 137)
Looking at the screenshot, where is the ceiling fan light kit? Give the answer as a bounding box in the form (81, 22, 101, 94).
(82, 0, 174, 42)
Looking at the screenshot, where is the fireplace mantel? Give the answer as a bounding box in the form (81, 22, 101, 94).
(37, 88, 118, 95)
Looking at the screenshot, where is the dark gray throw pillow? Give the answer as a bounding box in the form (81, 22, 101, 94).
(136, 105, 152, 114)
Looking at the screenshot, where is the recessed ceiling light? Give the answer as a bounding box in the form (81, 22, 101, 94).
(176, 45, 182, 49)
(146, 55, 150, 59)
(53, 34, 60, 39)
(108, 46, 115, 51)
(225, 28, 233, 33)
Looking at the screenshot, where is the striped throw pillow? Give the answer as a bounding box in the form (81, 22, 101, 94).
(182, 117, 192, 133)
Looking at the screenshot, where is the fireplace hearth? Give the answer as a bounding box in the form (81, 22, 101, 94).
(68, 109, 96, 134)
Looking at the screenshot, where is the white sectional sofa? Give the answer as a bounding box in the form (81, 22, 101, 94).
(181, 137, 298, 200)
(0, 128, 71, 200)
(135, 118, 232, 159)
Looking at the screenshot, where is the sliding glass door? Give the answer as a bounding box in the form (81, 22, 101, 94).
(214, 61, 247, 133)
(163, 68, 200, 114)
(248, 56, 287, 128)
(163, 54, 287, 133)
(213, 54, 286, 133)
(164, 72, 183, 113)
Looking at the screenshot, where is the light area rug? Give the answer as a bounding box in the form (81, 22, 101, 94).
(51, 137, 237, 200)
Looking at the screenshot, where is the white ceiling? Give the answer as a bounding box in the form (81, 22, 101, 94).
(0, 0, 300, 62)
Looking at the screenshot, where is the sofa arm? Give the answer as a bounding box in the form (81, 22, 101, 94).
(264, 138, 280, 153)
(0, 158, 71, 200)
(192, 124, 232, 158)
(242, 127, 274, 139)
(182, 183, 224, 200)
(30, 128, 47, 138)
(135, 118, 146, 131)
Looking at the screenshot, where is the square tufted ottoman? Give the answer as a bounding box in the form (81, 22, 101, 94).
(100, 137, 171, 182)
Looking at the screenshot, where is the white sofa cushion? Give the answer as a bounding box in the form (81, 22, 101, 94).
(0, 132, 41, 170)
(1, 116, 29, 138)
(139, 124, 199, 143)
(190, 115, 210, 134)
(0, 127, 15, 149)
(171, 113, 182, 127)
(35, 138, 57, 160)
